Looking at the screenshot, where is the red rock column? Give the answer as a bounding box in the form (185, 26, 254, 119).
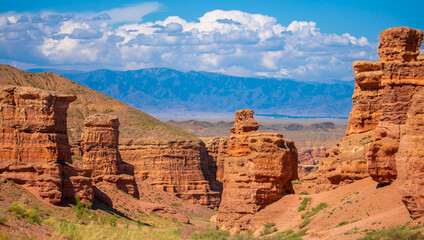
(82, 114, 121, 176)
(0, 86, 76, 204)
(367, 27, 424, 184)
(0, 86, 76, 163)
(82, 114, 139, 199)
(216, 109, 298, 231)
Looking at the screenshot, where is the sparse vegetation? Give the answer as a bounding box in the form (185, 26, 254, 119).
(261, 222, 278, 236)
(264, 228, 308, 240)
(358, 225, 424, 240)
(298, 203, 328, 229)
(191, 228, 231, 240)
(0, 212, 7, 225)
(336, 221, 349, 228)
(298, 198, 312, 212)
(7, 201, 42, 224)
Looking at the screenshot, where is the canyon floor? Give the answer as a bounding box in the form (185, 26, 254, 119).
(1, 175, 421, 240)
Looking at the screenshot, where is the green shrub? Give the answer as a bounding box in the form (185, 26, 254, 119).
(108, 216, 117, 227)
(269, 228, 308, 240)
(137, 219, 144, 229)
(299, 218, 312, 229)
(7, 202, 26, 216)
(299, 192, 310, 195)
(336, 221, 349, 228)
(302, 203, 327, 219)
(298, 198, 311, 212)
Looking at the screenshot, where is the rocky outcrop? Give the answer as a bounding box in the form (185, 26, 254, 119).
(367, 27, 424, 184)
(0, 86, 139, 205)
(79, 114, 139, 199)
(316, 133, 370, 192)
(82, 115, 122, 176)
(216, 109, 298, 231)
(317, 27, 424, 192)
(0, 87, 75, 204)
(119, 139, 220, 208)
(396, 89, 424, 219)
(346, 61, 383, 135)
(61, 165, 94, 204)
(0, 86, 76, 164)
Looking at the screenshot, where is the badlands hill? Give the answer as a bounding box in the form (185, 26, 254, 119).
(0, 64, 195, 142)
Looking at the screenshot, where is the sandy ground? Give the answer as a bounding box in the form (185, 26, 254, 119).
(247, 177, 415, 240)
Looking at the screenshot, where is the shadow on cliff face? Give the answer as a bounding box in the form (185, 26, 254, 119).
(199, 141, 223, 196)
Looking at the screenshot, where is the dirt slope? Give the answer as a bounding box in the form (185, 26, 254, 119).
(247, 177, 415, 240)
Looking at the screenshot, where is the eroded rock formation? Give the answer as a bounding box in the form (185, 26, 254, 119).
(367, 27, 424, 184)
(317, 27, 424, 193)
(0, 86, 138, 204)
(216, 109, 298, 231)
(119, 139, 220, 208)
(0, 86, 76, 163)
(0, 87, 75, 204)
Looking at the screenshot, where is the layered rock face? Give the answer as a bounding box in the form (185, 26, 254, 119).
(0, 86, 76, 163)
(119, 139, 220, 208)
(0, 86, 76, 204)
(0, 86, 139, 204)
(216, 110, 298, 231)
(317, 27, 424, 192)
(78, 114, 139, 199)
(82, 115, 121, 176)
(367, 27, 424, 184)
(396, 89, 424, 219)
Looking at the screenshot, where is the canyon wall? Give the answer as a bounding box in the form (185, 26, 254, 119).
(215, 109, 298, 231)
(317, 27, 424, 219)
(317, 27, 424, 192)
(119, 139, 221, 208)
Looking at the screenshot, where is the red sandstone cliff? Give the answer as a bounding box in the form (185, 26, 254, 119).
(0, 86, 76, 204)
(316, 27, 424, 219)
(215, 109, 298, 231)
(317, 27, 424, 192)
(0, 86, 139, 205)
(119, 138, 220, 208)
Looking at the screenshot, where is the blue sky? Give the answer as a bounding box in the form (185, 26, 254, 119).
(1, 0, 423, 81)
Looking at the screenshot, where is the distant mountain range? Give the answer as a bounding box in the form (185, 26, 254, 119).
(28, 68, 354, 118)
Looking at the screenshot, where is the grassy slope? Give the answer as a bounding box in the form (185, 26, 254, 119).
(0, 177, 214, 240)
(0, 64, 196, 142)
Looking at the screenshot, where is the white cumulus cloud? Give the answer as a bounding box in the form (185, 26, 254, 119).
(0, 7, 378, 81)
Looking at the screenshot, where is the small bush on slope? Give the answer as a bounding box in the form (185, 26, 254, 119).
(298, 198, 311, 212)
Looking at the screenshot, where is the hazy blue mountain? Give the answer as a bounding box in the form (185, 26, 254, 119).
(29, 68, 354, 117)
